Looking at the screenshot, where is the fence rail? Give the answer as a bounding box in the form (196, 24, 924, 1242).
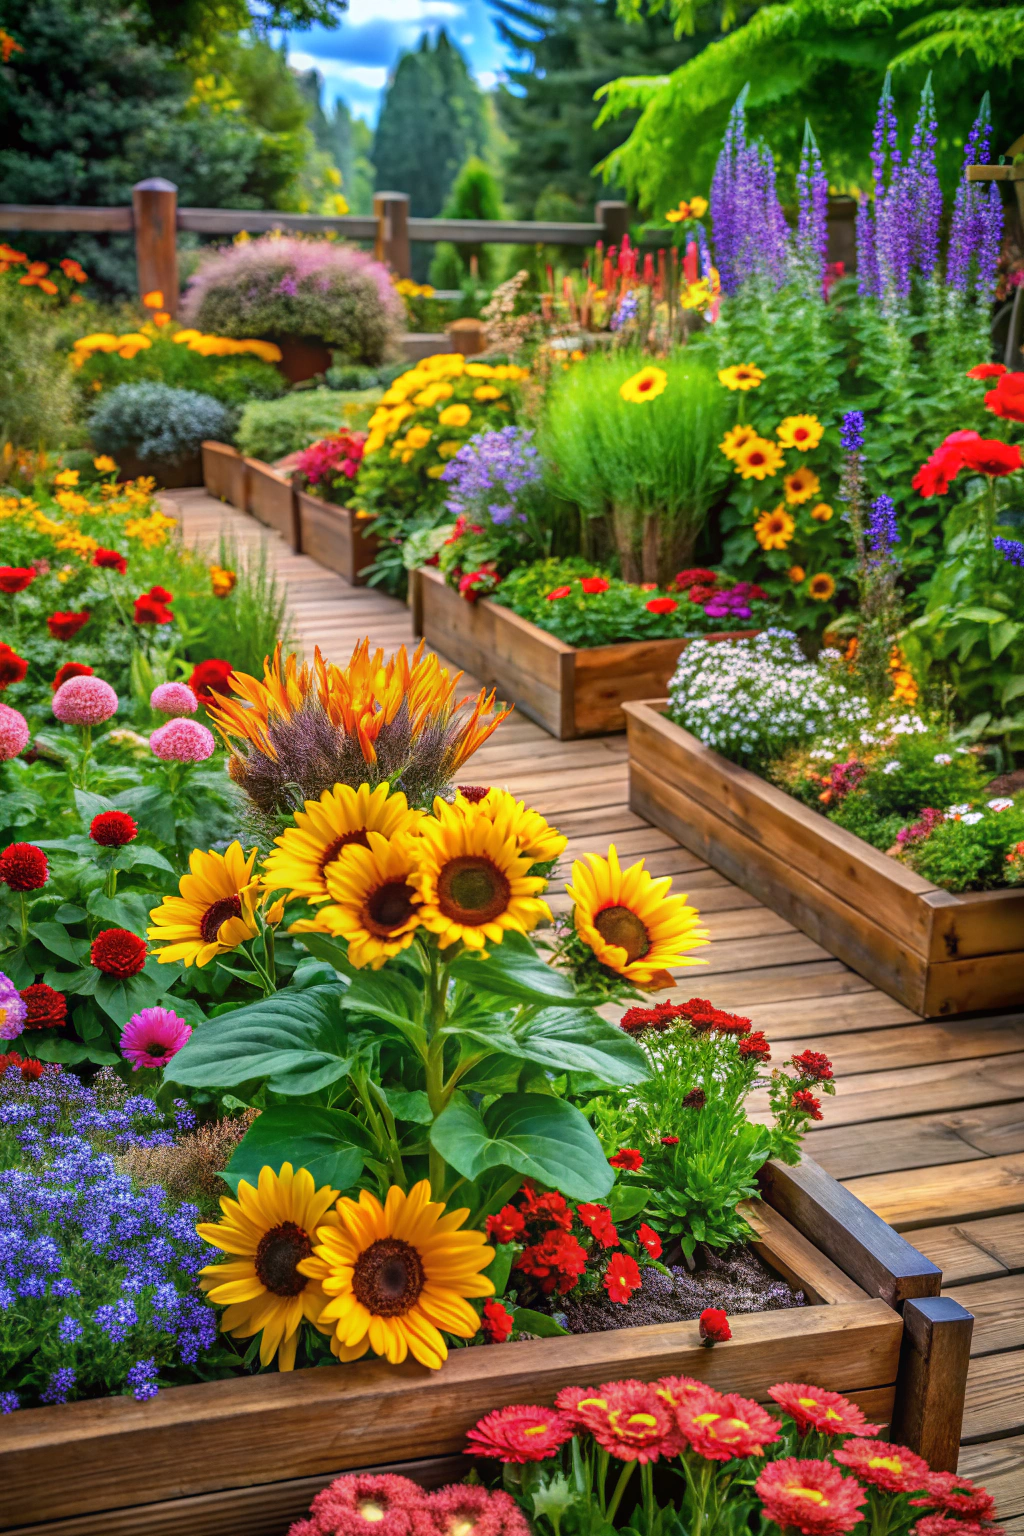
(0, 180, 628, 315)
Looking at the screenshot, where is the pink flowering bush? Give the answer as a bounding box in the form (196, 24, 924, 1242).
(181, 236, 404, 362)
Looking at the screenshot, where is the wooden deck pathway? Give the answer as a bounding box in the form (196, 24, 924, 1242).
(169, 488, 1024, 1529)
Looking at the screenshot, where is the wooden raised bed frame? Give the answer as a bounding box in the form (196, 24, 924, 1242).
(411, 566, 756, 739)
(624, 700, 1024, 1018)
(0, 1157, 972, 1536)
(201, 440, 248, 512)
(295, 488, 380, 586)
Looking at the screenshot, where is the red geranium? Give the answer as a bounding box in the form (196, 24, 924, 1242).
(678, 998, 752, 1035)
(134, 590, 173, 625)
(678, 1390, 778, 1460)
(985, 370, 1024, 423)
(52, 662, 94, 691)
(47, 610, 91, 641)
(619, 1001, 689, 1034)
(19, 983, 67, 1030)
(689, 583, 717, 604)
(0, 644, 28, 690)
(577, 1202, 620, 1248)
(0, 567, 36, 594)
(966, 362, 1007, 380)
(90, 927, 147, 978)
(660, 1135, 680, 1145)
(608, 1147, 643, 1171)
(517, 1183, 573, 1231)
(90, 810, 138, 847)
(739, 1031, 772, 1062)
(645, 596, 678, 615)
(466, 1404, 575, 1463)
(188, 658, 234, 707)
(959, 437, 1022, 477)
(675, 568, 718, 588)
(756, 1457, 867, 1535)
(93, 547, 127, 575)
(515, 1229, 588, 1295)
(603, 1252, 642, 1303)
(698, 1307, 732, 1344)
(0, 842, 48, 891)
(480, 1298, 514, 1344)
(545, 586, 571, 601)
(791, 1049, 834, 1081)
(580, 575, 610, 594)
(791, 1088, 824, 1121)
(833, 1438, 931, 1495)
(768, 1383, 883, 1437)
(486, 1205, 526, 1244)
(636, 1223, 662, 1259)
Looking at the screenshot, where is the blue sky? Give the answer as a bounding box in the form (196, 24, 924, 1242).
(282, 0, 512, 125)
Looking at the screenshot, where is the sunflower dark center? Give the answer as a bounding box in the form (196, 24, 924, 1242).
(254, 1220, 312, 1296)
(594, 905, 651, 961)
(352, 1237, 425, 1317)
(318, 829, 371, 874)
(437, 855, 510, 925)
(200, 895, 242, 943)
(364, 880, 417, 935)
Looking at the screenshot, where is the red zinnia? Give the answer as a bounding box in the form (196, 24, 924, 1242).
(93, 547, 127, 575)
(645, 596, 678, 615)
(486, 1205, 526, 1244)
(675, 568, 717, 588)
(0, 842, 49, 891)
(90, 810, 138, 847)
(791, 1088, 824, 1120)
(134, 592, 173, 625)
(756, 1457, 867, 1535)
(698, 1307, 731, 1344)
(516, 1229, 587, 1295)
(768, 1383, 883, 1438)
(0, 644, 28, 690)
(580, 576, 610, 594)
(578, 1203, 620, 1248)
(466, 1404, 575, 1463)
(833, 1438, 931, 1495)
(911, 1473, 998, 1523)
(966, 362, 1007, 380)
(19, 983, 67, 1031)
(985, 371, 1024, 423)
(603, 1252, 642, 1303)
(636, 1223, 662, 1259)
(90, 927, 147, 978)
(739, 1031, 771, 1062)
(480, 1298, 514, 1344)
(609, 1148, 643, 1171)
(677, 1390, 778, 1461)
(46, 610, 91, 641)
(52, 661, 93, 691)
(791, 1049, 834, 1082)
(0, 567, 36, 594)
(188, 658, 234, 707)
(959, 437, 1022, 477)
(0, 1053, 47, 1083)
(577, 1379, 681, 1462)
(545, 586, 571, 601)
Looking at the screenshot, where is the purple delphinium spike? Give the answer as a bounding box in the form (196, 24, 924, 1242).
(867, 494, 899, 561)
(907, 77, 941, 278)
(710, 89, 746, 295)
(840, 411, 865, 452)
(947, 94, 998, 296)
(710, 86, 790, 293)
(796, 122, 829, 292)
(856, 196, 879, 298)
(977, 182, 1004, 299)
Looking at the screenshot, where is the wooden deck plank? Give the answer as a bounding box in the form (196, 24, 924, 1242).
(844, 1153, 1024, 1231)
(942, 1275, 1024, 1356)
(962, 1351, 1024, 1443)
(958, 1433, 1024, 1519)
(809, 1105, 1024, 1180)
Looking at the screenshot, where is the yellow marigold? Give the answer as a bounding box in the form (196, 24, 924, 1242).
(810, 502, 834, 522)
(719, 423, 758, 461)
(53, 468, 79, 487)
(239, 338, 282, 363)
(718, 363, 765, 391)
(72, 333, 120, 354)
(784, 466, 821, 506)
(465, 362, 497, 378)
(125, 510, 177, 548)
(619, 366, 668, 404)
(172, 329, 203, 345)
(54, 490, 91, 517)
(54, 529, 99, 557)
(210, 564, 236, 598)
(808, 572, 836, 601)
(364, 430, 387, 456)
(142, 289, 164, 309)
(422, 354, 466, 379)
(413, 382, 453, 409)
(116, 332, 152, 359)
(93, 455, 117, 474)
(753, 505, 795, 550)
(367, 407, 391, 430)
(403, 425, 433, 451)
(735, 437, 785, 481)
(473, 385, 502, 401)
(776, 414, 823, 452)
(438, 403, 472, 428)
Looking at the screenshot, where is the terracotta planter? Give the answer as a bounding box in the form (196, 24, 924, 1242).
(245, 457, 299, 548)
(202, 440, 248, 510)
(623, 700, 1024, 1018)
(114, 448, 202, 489)
(411, 566, 757, 740)
(273, 336, 334, 385)
(295, 488, 380, 584)
(0, 1156, 971, 1536)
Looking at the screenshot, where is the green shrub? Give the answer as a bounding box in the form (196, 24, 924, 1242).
(235, 387, 382, 462)
(908, 799, 1024, 891)
(0, 280, 79, 453)
(89, 384, 233, 464)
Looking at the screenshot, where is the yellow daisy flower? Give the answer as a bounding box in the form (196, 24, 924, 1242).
(299, 831, 423, 969)
(810, 502, 834, 522)
(784, 466, 821, 506)
(776, 415, 823, 452)
(718, 364, 765, 391)
(734, 437, 785, 481)
(197, 1163, 341, 1371)
(438, 403, 472, 427)
(567, 844, 708, 989)
(753, 505, 796, 550)
(148, 841, 261, 967)
(264, 783, 422, 906)
(300, 1180, 494, 1369)
(808, 572, 836, 601)
(412, 797, 550, 951)
(719, 423, 758, 462)
(454, 786, 567, 866)
(619, 366, 668, 404)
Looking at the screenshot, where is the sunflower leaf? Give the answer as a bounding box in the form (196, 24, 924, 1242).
(431, 1093, 614, 1200)
(342, 969, 424, 1031)
(223, 1104, 368, 1194)
(441, 1006, 648, 1087)
(448, 930, 584, 1005)
(164, 985, 357, 1095)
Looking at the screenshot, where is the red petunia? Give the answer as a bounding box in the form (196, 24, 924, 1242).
(911, 1472, 998, 1523)
(985, 371, 1024, 423)
(480, 1298, 514, 1344)
(609, 1148, 643, 1171)
(0, 842, 49, 891)
(636, 1223, 662, 1259)
(958, 437, 1022, 477)
(833, 1438, 931, 1495)
(677, 1390, 778, 1461)
(466, 1404, 575, 1463)
(580, 575, 610, 594)
(0, 567, 36, 595)
(52, 662, 93, 692)
(739, 1031, 771, 1062)
(791, 1089, 824, 1121)
(486, 1205, 526, 1244)
(645, 596, 678, 615)
(698, 1307, 731, 1345)
(578, 1203, 620, 1248)
(545, 586, 572, 601)
(791, 1049, 834, 1082)
(188, 658, 234, 707)
(19, 983, 67, 1031)
(133, 592, 173, 625)
(93, 547, 127, 575)
(966, 362, 1007, 380)
(578, 1379, 681, 1462)
(756, 1457, 867, 1535)
(515, 1229, 587, 1294)
(768, 1383, 883, 1438)
(90, 810, 138, 847)
(603, 1252, 642, 1303)
(0, 644, 28, 691)
(47, 610, 91, 641)
(90, 927, 147, 978)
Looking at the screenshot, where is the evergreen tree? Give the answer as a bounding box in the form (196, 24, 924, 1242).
(429, 156, 506, 286)
(296, 70, 376, 215)
(372, 31, 488, 217)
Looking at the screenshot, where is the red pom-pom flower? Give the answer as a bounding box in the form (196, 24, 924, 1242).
(90, 928, 147, 978)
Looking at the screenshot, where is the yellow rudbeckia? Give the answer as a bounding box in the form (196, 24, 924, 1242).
(619, 366, 668, 404)
(754, 505, 796, 550)
(776, 414, 823, 452)
(718, 364, 765, 391)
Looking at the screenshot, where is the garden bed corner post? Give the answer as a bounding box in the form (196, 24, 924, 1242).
(890, 1295, 974, 1473)
(132, 178, 179, 317)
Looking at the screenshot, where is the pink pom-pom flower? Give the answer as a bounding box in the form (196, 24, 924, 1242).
(150, 682, 198, 717)
(120, 1007, 192, 1069)
(150, 718, 215, 763)
(52, 675, 118, 725)
(0, 703, 30, 761)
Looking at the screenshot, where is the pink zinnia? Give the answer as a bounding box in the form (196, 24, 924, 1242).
(120, 1007, 192, 1069)
(150, 718, 215, 762)
(0, 703, 30, 760)
(150, 682, 198, 717)
(52, 676, 118, 725)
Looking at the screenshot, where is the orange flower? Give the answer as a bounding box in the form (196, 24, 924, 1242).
(0, 29, 23, 63)
(808, 573, 835, 601)
(784, 466, 821, 506)
(142, 290, 165, 310)
(810, 502, 833, 522)
(788, 565, 806, 583)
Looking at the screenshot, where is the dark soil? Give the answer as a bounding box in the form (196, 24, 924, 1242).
(985, 768, 1024, 797)
(553, 1244, 805, 1335)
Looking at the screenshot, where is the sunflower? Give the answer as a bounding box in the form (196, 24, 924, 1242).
(718, 364, 765, 392)
(810, 502, 834, 522)
(455, 787, 567, 867)
(263, 784, 422, 905)
(619, 367, 668, 404)
(719, 423, 758, 461)
(412, 797, 550, 950)
(300, 1180, 494, 1369)
(734, 437, 785, 481)
(197, 1163, 341, 1371)
(299, 832, 423, 969)
(808, 572, 836, 601)
(148, 842, 261, 967)
(776, 414, 823, 452)
(753, 505, 795, 550)
(567, 845, 709, 988)
(784, 466, 821, 506)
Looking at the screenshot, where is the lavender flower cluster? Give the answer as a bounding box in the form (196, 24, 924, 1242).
(867, 494, 899, 561)
(441, 427, 542, 527)
(795, 124, 829, 291)
(947, 98, 1003, 299)
(0, 1065, 216, 1412)
(710, 87, 791, 295)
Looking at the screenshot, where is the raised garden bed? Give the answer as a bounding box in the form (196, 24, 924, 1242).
(624, 700, 1024, 1018)
(245, 456, 299, 549)
(295, 488, 380, 585)
(201, 440, 248, 510)
(0, 1156, 971, 1536)
(410, 566, 756, 739)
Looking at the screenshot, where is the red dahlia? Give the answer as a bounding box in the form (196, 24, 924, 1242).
(90, 810, 138, 847)
(47, 610, 91, 641)
(427, 1484, 530, 1536)
(0, 842, 49, 891)
(608, 1147, 643, 1171)
(515, 1229, 587, 1295)
(833, 1439, 931, 1495)
(959, 437, 1022, 477)
(188, 657, 234, 706)
(791, 1049, 834, 1081)
(0, 644, 28, 690)
(516, 1183, 573, 1231)
(93, 547, 127, 575)
(466, 1404, 575, 1463)
(755, 1457, 867, 1535)
(52, 662, 93, 691)
(683, 1087, 707, 1108)
(675, 568, 718, 588)
(698, 1307, 732, 1345)
(90, 927, 147, 978)
(19, 983, 67, 1030)
(0, 566, 37, 594)
(739, 1030, 772, 1062)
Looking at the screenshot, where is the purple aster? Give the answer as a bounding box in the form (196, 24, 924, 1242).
(58, 1314, 84, 1342)
(41, 1367, 76, 1405)
(120, 1009, 191, 1072)
(126, 1358, 160, 1402)
(0, 1391, 19, 1413)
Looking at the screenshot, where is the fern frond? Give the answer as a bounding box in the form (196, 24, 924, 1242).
(891, 6, 1024, 70)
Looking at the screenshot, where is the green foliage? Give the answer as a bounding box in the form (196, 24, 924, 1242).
(89, 384, 234, 465)
(74, 333, 286, 411)
(0, 278, 78, 452)
(907, 797, 1024, 889)
(174, 536, 294, 680)
(235, 388, 382, 462)
(429, 157, 507, 288)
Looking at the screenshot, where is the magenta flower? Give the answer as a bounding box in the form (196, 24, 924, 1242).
(150, 718, 215, 762)
(52, 676, 118, 725)
(150, 682, 198, 717)
(120, 1007, 192, 1070)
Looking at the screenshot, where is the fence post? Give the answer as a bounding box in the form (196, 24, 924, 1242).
(596, 200, 629, 247)
(374, 192, 411, 278)
(890, 1296, 974, 1471)
(132, 178, 179, 316)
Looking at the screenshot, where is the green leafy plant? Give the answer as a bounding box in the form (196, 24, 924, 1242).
(235, 387, 382, 462)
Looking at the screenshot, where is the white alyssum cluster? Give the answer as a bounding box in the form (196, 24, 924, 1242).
(667, 629, 872, 766)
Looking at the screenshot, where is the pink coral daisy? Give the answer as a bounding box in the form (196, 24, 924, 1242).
(52, 675, 118, 725)
(120, 1007, 192, 1069)
(150, 682, 198, 717)
(150, 718, 215, 762)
